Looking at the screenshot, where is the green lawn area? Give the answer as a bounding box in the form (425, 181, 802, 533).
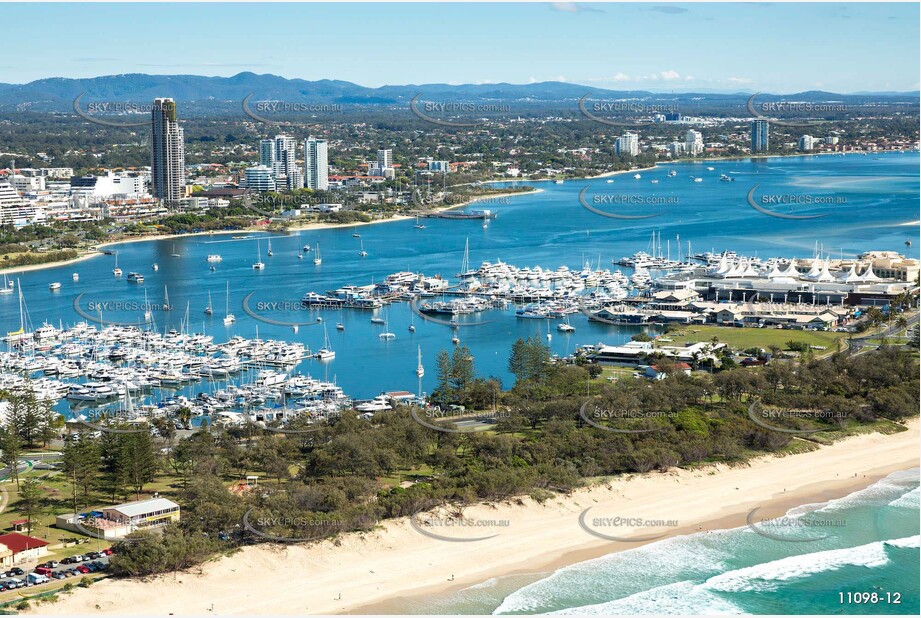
(378, 464, 434, 487)
(658, 325, 846, 352)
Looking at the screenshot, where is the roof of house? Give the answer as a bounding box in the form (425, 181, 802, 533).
(0, 532, 49, 553)
(106, 497, 180, 518)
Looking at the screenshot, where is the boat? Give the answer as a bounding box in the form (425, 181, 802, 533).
(352, 233, 361, 238)
(650, 179, 659, 184)
(298, 254, 303, 260)
(413, 216, 426, 229)
(223, 281, 235, 324)
(205, 291, 214, 315)
(554, 179, 564, 184)
(451, 335, 460, 345)
(72, 273, 79, 282)
(668, 170, 677, 177)
(152, 263, 159, 271)
(313, 243, 322, 265)
(171, 244, 181, 257)
(379, 331, 396, 340)
(358, 239, 367, 257)
(706, 166, 715, 171)
(720, 174, 735, 182)
(370, 317, 385, 324)
(267, 239, 273, 257)
(606, 179, 614, 183)
(693, 177, 703, 183)
(302, 244, 312, 253)
(315, 325, 335, 360)
(252, 240, 265, 270)
(336, 322, 345, 331)
(127, 272, 144, 283)
(48, 282, 61, 291)
(206, 254, 222, 262)
(113, 252, 122, 277)
(415, 346, 424, 378)
(0, 274, 13, 295)
(163, 285, 173, 311)
(557, 323, 575, 332)
(633, 173, 641, 179)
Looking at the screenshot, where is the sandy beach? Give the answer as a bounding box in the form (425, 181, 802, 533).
(35, 420, 919, 616)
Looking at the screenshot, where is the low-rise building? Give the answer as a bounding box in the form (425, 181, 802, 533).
(0, 533, 49, 566)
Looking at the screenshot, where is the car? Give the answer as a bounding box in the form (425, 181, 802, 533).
(76, 565, 90, 574)
(86, 551, 101, 559)
(60, 557, 75, 565)
(47, 561, 59, 568)
(62, 570, 74, 578)
(10, 568, 23, 576)
(52, 572, 65, 580)
(101, 548, 113, 556)
(33, 567, 53, 576)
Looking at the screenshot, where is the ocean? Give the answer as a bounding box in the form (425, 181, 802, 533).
(375, 468, 920, 615)
(1, 151, 918, 405)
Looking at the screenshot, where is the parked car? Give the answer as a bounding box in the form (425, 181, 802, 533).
(33, 567, 53, 576)
(10, 568, 23, 576)
(27, 573, 49, 585)
(76, 565, 90, 574)
(52, 572, 66, 580)
(101, 548, 113, 556)
(86, 551, 101, 559)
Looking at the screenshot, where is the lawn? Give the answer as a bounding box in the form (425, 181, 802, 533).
(658, 325, 846, 352)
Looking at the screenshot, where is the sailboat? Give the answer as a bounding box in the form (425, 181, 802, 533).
(267, 239, 273, 257)
(4, 281, 30, 341)
(358, 239, 367, 257)
(336, 307, 345, 330)
(171, 243, 181, 257)
(0, 273, 13, 295)
(378, 311, 395, 339)
(204, 291, 214, 315)
(253, 240, 265, 270)
(415, 346, 424, 378)
(113, 252, 122, 277)
(162, 285, 172, 311)
(315, 325, 335, 360)
(408, 309, 416, 332)
(313, 243, 322, 265)
(222, 282, 235, 325)
(143, 289, 152, 322)
(413, 216, 426, 230)
(557, 315, 575, 332)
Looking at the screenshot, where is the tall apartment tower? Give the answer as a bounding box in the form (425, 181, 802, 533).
(259, 139, 276, 168)
(304, 136, 329, 191)
(272, 134, 302, 190)
(751, 120, 770, 153)
(377, 148, 393, 170)
(150, 98, 185, 202)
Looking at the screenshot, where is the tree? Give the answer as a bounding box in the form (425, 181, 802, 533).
(18, 478, 44, 536)
(0, 423, 23, 487)
(61, 437, 100, 515)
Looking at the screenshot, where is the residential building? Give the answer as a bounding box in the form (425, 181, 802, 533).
(799, 135, 814, 151)
(271, 134, 302, 190)
(244, 165, 277, 192)
(668, 141, 685, 157)
(259, 139, 276, 168)
(614, 132, 639, 156)
(427, 159, 450, 173)
(685, 129, 704, 156)
(150, 98, 186, 202)
(304, 136, 329, 190)
(0, 533, 49, 566)
(751, 120, 770, 153)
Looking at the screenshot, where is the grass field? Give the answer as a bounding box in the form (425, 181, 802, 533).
(657, 325, 847, 352)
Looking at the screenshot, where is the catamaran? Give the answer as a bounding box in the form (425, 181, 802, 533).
(358, 239, 367, 257)
(0, 273, 13, 295)
(313, 243, 322, 265)
(413, 216, 426, 229)
(113, 252, 122, 277)
(171, 243, 181, 257)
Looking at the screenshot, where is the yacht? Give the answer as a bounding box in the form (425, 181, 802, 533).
(72, 273, 79, 282)
(358, 239, 367, 257)
(415, 346, 424, 378)
(720, 174, 735, 182)
(313, 243, 322, 265)
(557, 322, 575, 333)
(302, 244, 312, 253)
(336, 322, 345, 331)
(352, 233, 361, 238)
(668, 170, 677, 177)
(207, 254, 222, 262)
(152, 263, 159, 271)
(171, 244, 181, 257)
(48, 282, 61, 291)
(355, 395, 392, 413)
(554, 179, 564, 184)
(127, 272, 144, 283)
(204, 291, 214, 316)
(0, 274, 13, 294)
(67, 382, 117, 401)
(315, 325, 335, 360)
(222, 282, 235, 325)
(693, 177, 703, 183)
(267, 239, 273, 257)
(379, 331, 396, 340)
(113, 252, 122, 277)
(706, 166, 715, 171)
(650, 179, 659, 184)
(252, 241, 265, 270)
(633, 173, 641, 179)
(413, 216, 426, 229)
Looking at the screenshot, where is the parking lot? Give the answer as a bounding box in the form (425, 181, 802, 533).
(0, 550, 111, 593)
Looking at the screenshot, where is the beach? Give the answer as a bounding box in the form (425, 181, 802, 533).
(35, 420, 919, 616)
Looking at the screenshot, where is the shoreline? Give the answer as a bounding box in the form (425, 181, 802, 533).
(0, 189, 543, 277)
(34, 419, 919, 616)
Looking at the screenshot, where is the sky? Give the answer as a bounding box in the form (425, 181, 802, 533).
(0, 2, 918, 93)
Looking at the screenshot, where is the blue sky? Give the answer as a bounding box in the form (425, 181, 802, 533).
(1, 2, 918, 93)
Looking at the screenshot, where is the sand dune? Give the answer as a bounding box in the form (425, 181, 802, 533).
(36, 420, 919, 616)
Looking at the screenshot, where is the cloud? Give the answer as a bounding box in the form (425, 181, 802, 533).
(727, 76, 753, 85)
(648, 6, 689, 14)
(550, 2, 604, 13)
(659, 70, 681, 81)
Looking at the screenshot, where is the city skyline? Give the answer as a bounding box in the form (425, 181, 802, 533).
(0, 2, 918, 93)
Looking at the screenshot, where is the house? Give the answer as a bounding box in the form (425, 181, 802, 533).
(56, 497, 181, 540)
(0, 533, 49, 566)
(645, 362, 692, 380)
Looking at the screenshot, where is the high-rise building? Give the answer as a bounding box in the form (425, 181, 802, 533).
(668, 142, 685, 157)
(150, 98, 185, 202)
(798, 135, 814, 151)
(685, 129, 704, 156)
(427, 159, 450, 173)
(751, 120, 770, 153)
(614, 132, 639, 156)
(304, 137, 329, 191)
(271, 135, 302, 190)
(259, 139, 276, 168)
(245, 165, 277, 192)
(377, 149, 393, 170)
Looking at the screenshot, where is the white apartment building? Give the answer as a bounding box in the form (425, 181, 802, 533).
(685, 129, 704, 156)
(304, 136, 329, 190)
(614, 132, 639, 156)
